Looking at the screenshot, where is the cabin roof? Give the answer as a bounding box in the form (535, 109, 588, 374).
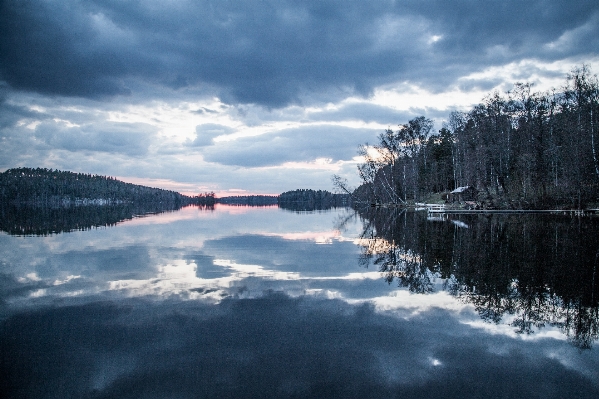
(451, 186, 471, 194)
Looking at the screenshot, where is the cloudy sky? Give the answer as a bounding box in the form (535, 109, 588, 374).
(1, 0, 599, 195)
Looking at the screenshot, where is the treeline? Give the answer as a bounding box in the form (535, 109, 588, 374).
(0, 167, 215, 207)
(352, 66, 599, 209)
(216, 195, 278, 206)
(192, 192, 216, 206)
(278, 189, 351, 211)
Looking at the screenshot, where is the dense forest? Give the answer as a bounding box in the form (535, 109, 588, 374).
(278, 189, 351, 211)
(0, 168, 215, 207)
(217, 195, 278, 206)
(347, 66, 599, 209)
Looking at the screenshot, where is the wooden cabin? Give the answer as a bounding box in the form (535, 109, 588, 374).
(448, 186, 477, 202)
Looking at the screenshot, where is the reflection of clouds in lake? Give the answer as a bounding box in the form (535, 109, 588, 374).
(2, 228, 389, 307)
(0, 207, 360, 297)
(370, 290, 471, 314)
(2, 225, 461, 319)
(201, 234, 361, 276)
(213, 259, 303, 281)
(1, 293, 597, 399)
(268, 230, 342, 244)
(464, 317, 566, 342)
(3, 207, 599, 397)
(3, 206, 597, 354)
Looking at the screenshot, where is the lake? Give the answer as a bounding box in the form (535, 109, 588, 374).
(1, 204, 598, 398)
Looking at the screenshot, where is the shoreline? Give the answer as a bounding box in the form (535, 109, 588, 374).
(358, 201, 599, 215)
(426, 208, 597, 215)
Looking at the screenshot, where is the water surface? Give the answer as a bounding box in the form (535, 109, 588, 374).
(1, 205, 598, 398)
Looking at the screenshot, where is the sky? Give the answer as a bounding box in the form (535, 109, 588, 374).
(1, 0, 599, 196)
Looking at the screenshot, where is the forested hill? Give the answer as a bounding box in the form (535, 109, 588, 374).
(217, 195, 278, 206)
(0, 168, 214, 207)
(278, 189, 351, 210)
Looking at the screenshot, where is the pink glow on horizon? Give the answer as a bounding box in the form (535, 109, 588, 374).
(213, 203, 279, 214)
(114, 176, 278, 197)
(118, 205, 218, 225)
(114, 203, 280, 226)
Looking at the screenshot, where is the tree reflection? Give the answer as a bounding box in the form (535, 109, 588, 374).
(0, 203, 214, 236)
(357, 208, 599, 348)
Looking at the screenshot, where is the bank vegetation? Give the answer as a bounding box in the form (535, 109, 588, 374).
(340, 66, 599, 210)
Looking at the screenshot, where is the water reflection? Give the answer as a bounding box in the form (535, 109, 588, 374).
(2, 206, 599, 397)
(0, 203, 214, 236)
(279, 205, 342, 212)
(356, 208, 599, 348)
(0, 205, 369, 310)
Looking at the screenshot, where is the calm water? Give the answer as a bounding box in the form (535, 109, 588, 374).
(1, 204, 598, 398)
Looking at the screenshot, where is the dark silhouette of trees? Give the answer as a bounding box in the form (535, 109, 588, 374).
(278, 189, 350, 211)
(217, 195, 278, 206)
(193, 192, 216, 206)
(354, 66, 599, 209)
(0, 168, 217, 235)
(0, 167, 215, 207)
(355, 117, 434, 204)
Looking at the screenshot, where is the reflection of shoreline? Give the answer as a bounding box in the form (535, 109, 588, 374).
(357, 209, 599, 349)
(0, 203, 215, 236)
(279, 204, 351, 213)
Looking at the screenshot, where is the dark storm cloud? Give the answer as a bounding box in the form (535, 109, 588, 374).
(202, 124, 378, 167)
(1, 0, 597, 108)
(308, 103, 416, 124)
(188, 123, 235, 147)
(1, 294, 598, 398)
(33, 120, 156, 156)
(457, 77, 506, 92)
(0, 101, 50, 167)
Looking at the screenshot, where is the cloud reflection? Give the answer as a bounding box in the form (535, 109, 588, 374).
(2, 207, 599, 397)
(1, 293, 598, 399)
